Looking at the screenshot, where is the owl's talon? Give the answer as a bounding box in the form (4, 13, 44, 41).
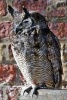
(23, 86, 32, 96)
(22, 86, 39, 97)
(30, 86, 40, 97)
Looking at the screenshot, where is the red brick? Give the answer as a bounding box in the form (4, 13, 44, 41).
(49, 22, 67, 39)
(0, 22, 12, 38)
(0, 0, 7, 16)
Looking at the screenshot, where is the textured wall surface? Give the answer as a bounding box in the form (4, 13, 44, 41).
(0, 0, 67, 39)
(0, 1, 67, 99)
(0, 0, 67, 82)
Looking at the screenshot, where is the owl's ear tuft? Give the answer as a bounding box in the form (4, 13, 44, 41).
(22, 6, 30, 19)
(8, 5, 14, 17)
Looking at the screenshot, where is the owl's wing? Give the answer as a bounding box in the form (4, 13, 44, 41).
(45, 31, 63, 88)
(51, 32, 63, 73)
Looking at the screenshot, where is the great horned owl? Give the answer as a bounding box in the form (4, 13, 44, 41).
(8, 5, 63, 96)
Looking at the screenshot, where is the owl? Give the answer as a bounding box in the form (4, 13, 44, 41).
(8, 5, 63, 97)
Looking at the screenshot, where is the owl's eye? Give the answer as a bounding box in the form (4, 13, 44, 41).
(22, 18, 33, 28)
(24, 21, 29, 23)
(15, 18, 34, 34)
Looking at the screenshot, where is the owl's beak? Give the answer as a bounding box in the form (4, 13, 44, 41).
(16, 27, 22, 34)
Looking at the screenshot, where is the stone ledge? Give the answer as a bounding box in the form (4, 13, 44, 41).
(1, 86, 67, 100)
(19, 89, 67, 100)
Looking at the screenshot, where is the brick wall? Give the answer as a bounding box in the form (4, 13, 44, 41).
(0, 0, 67, 89)
(0, 0, 67, 39)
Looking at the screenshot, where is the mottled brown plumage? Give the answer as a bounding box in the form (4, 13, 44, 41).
(8, 5, 63, 96)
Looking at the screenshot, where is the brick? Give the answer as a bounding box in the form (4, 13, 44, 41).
(0, 0, 7, 16)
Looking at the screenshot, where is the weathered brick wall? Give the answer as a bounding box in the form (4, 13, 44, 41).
(0, 0, 67, 88)
(0, 1, 67, 99)
(0, 0, 67, 39)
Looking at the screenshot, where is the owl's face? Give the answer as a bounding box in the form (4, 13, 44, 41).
(8, 5, 49, 47)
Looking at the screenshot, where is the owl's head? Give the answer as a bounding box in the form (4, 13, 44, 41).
(8, 5, 49, 35)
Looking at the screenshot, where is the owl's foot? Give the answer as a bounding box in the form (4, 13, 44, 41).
(30, 86, 40, 97)
(23, 84, 48, 97)
(23, 86, 32, 95)
(30, 84, 48, 97)
(22, 86, 39, 97)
